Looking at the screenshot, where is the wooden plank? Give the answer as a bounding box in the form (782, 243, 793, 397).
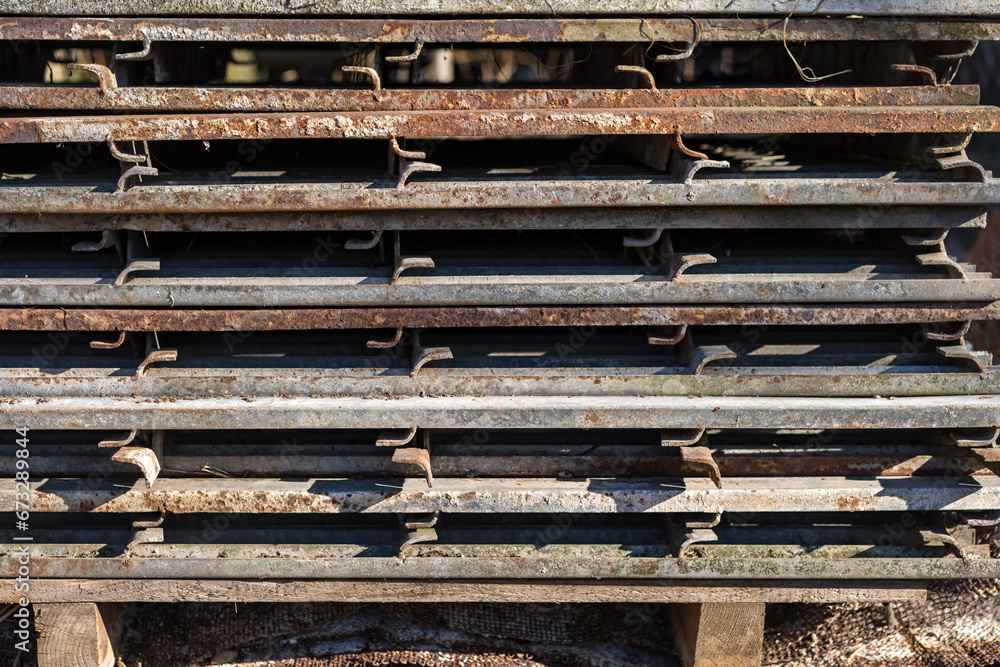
(34, 603, 117, 667)
(670, 602, 766, 667)
(5, 580, 927, 604)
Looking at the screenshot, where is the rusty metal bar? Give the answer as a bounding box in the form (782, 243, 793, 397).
(0, 277, 994, 307)
(1, 181, 996, 214)
(0, 85, 980, 113)
(0, 17, 998, 44)
(3, 0, 1000, 16)
(0, 207, 985, 234)
(3, 106, 999, 146)
(3, 395, 1000, 431)
(4, 305, 1000, 332)
(4, 476, 1000, 514)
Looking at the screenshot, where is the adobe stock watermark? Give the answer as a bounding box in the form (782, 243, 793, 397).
(11, 426, 32, 654)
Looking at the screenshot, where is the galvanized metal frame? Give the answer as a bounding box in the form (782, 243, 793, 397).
(3, 395, 1000, 430)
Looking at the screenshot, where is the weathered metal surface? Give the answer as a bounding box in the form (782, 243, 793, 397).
(1, 6, 998, 601)
(2, 395, 1000, 430)
(3, 107, 999, 146)
(0, 207, 985, 234)
(1, 181, 996, 214)
(0, 17, 998, 44)
(4, 476, 999, 514)
(0, 85, 980, 113)
(4, 0, 1000, 16)
(2, 373, 998, 400)
(4, 305, 1000, 332)
(0, 278, 994, 307)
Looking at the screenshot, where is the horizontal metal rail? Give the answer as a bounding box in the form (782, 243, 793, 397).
(4, 476, 999, 513)
(0, 85, 979, 113)
(2, 373, 998, 400)
(5, 305, 1000, 330)
(2, 395, 1000, 430)
(1, 277, 994, 307)
(1, 180, 996, 213)
(0, 207, 987, 233)
(3, 0, 1000, 16)
(0, 17, 997, 44)
(3, 107, 999, 145)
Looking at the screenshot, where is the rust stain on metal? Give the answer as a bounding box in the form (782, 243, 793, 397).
(0, 85, 980, 113)
(0, 305, 997, 332)
(2, 106, 998, 145)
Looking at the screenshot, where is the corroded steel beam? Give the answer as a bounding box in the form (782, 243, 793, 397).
(0, 181, 996, 215)
(0, 207, 987, 233)
(2, 304, 1000, 331)
(2, 106, 999, 145)
(0, 277, 995, 307)
(0, 85, 980, 113)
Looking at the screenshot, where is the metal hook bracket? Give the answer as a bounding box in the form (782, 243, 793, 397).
(924, 133, 987, 183)
(386, 41, 424, 63)
(72, 230, 123, 256)
(379, 429, 434, 488)
(668, 512, 720, 559)
(411, 330, 452, 376)
(648, 324, 688, 347)
(135, 348, 178, 378)
(392, 231, 435, 282)
(342, 65, 381, 93)
(903, 228, 971, 280)
(128, 512, 166, 548)
(66, 62, 118, 93)
(670, 131, 730, 185)
(114, 259, 161, 285)
(615, 65, 656, 90)
(116, 32, 154, 61)
(398, 510, 439, 558)
(655, 18, 700, 63)
(90, 331, 128, 350)
(367, 327, 404, 349)
(682, 332, 737, 375)
(890, 63, 937, 86)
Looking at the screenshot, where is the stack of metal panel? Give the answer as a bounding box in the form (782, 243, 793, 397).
(1, 2, 999, 665)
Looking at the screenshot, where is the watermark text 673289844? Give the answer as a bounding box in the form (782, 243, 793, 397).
(12, 427, 32, 653)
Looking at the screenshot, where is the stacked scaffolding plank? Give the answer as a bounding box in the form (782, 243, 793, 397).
(1, 2, 1000, 665)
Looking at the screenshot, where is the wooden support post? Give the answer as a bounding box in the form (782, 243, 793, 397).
(669, 602, 765, 667)
(34, 603, 120, 667)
